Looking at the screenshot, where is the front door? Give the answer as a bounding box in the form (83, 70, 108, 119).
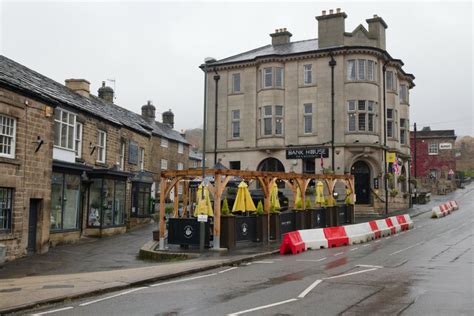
(351, 161, 371, 204)
(27, 199, 40, 253)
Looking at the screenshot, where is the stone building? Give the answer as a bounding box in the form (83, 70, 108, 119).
(0, 55, 189, 260)
(410, 129, 457, 194)
(203, 9, 415, 213)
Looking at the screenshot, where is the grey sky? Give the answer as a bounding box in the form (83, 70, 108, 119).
(1, 0, 472, 135)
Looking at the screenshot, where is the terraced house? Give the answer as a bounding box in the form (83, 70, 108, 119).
(203, 9, 415, 214)
(0, 56, 189, 261)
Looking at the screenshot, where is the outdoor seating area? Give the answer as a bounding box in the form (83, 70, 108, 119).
(157, 169, 356, 250)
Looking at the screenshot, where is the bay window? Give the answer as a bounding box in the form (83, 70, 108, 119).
(88, 178, 125, 227)
(263, 68, 272, 88)
(348, 100, 376, 132)
(347, 59, 376, 81)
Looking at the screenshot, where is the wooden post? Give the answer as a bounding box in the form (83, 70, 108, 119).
(159, 177, 166, 249)
(173, 182, 179, 218)
(213, 175, 222, 248)
(182, 182, 189, 218)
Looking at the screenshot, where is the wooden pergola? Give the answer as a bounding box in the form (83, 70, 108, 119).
(158, 169, 355, 249)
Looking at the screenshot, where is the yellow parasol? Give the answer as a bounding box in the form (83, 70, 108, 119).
(294, 186, 303, 209)
(232, 181, 257, 213)
(315, 181, 324, 205)
(270, 182, 281, 211)
(194, 184, 213, 217)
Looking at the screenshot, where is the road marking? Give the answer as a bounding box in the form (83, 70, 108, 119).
(350, 247, 359, 251)
(298, 279, 322, 298)
(31, 307, 74, 315)
(334, 252, 344, 256)
(150, 273, 217, 287)
(324, 268, 379, 280)
(386, 236, 391, 239)
(362, 244, 370, 247)
(219, 267, 238, 274)
(253, 260, 274, 264)
(356, 264, 383, 269)
(375, 240, 381, 243)
(389, 242, 424, 256)
(228, 298, 298, 315)
(79, 287, 148, 306)
(296, 257, 327, 262)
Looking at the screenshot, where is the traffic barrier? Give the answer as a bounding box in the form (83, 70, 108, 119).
(368, 220, 382, 239)
(280, 213, 413, 255)
(323, 226, 349, 247)
(375, 219, 392, 237)
(449, 200, 459, 210)
(280, 231, 305, 255)
(344, 223, 373, 244)
(298, 229, 328, 250)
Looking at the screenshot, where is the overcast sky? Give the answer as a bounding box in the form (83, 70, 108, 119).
(1, 0, 472, 136)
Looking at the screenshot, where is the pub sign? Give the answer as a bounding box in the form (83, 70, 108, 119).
(286, 147, 329, 159)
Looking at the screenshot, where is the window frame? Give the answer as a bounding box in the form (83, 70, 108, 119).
(275, 67, 284, 88)
(0, 187, 13, 232)
(96, 130, 107, 163)
(131, 182, 152, 218)
(119, 141, 126, 170)
(400, 118, 407, 145)
(275, 105, 284, 135)
(87, 178, 126, 228)
(428, 141, 438, 155)
(386, 108, 394, 138)
(177, 162, 184, 170)
(75, 122, 83, 159)
(303, 103, 313, 134)
(232, 73, 241, 93)
(178, 142, 184, 154)
(231, 109, 240, 138)
(50, 173, 81, 231)
(303, 64, 312, 85)
(139, 147, 145, 171)
(160, 137, 168, 148)
(161, 159, 168, 170)
(0, 114, 16, 159)
(54, 108, 76, 151)
(347, 100, 376, 133)
(263, 67, 273, 88)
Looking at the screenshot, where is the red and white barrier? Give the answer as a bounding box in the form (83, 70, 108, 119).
(280, 214, 414, 255)
(432, 200, 459, 219)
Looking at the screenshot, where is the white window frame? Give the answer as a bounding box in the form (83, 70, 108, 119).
(161, 137, 168, 148)
(347, 60, 356, 80)
(303, 103, 313, 134)
(304, 64, 312, 84)
(139, 148, 145, 171)
(367, 60, 375, 81)
(275, 67, 284, 88)
(232, 73, 241, 93)
(177, 162, 184, 170)
(263, 67, 272, 88)
(231, 110, 240, 138)
(358, 59, 366, 80)
(347, 100, 376, 133)
(386, 71, 395, 91)
(387, 109, 394, 138)
(275, 105, 284, 135)
(75, 122, 83, 159)
(400, 84, 408, 103)
(119, 141, 125, 170)
(161, 159, 168, 170)
(54, 108, 76, 151)
(178, 142, 184, 154)
(400, 118, 407, 145)
(96, 130, 107, 163)
(262, 106, 272, 136)
(428, 142, 438, 155)
(0, 114, 16, 159)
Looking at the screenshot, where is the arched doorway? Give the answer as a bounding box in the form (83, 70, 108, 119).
(257, 158, 285, 188)
(351, 161, 371, 204)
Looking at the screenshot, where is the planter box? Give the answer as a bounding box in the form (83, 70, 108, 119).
(305, 209, 316, 229)
(280, 211, 295, 237)
(235, 216, 257, 243)
(221, 216, 236, 249)
(293, 210, 306, 230)
(256, 215, 267, 243)
(270, 213, 280, 241)
(152, 230, 160, 241)
(168, 218, 210, 247)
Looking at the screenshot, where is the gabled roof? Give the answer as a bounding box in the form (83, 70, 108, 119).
(0, 55, 188, 143)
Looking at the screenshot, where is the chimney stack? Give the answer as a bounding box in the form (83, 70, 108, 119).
(141, 100, 156, 124)
(65, 79, 90, 98)
(366, 14, 388, 50)
(316, 9, 347, 49)
(162, 109, 174, 129)
(97, 81, 115, 103)
(270, 28, 292, 45)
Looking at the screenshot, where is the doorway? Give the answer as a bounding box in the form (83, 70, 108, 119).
(27, 199, 41, 253)
(351, 161, 371, 205)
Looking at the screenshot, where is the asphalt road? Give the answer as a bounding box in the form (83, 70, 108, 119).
(26, 187, 473, 316)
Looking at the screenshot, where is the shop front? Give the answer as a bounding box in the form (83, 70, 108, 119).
(130, 171, 155, 227)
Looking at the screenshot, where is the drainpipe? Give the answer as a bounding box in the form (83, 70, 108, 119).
(382, 61, 389, 215)
(329, 54, 336, 171)
(413, 122, 417, 203)
(213, 70, 220, 166)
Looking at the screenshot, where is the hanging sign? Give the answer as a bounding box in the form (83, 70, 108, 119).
(386, 152, 396, 163)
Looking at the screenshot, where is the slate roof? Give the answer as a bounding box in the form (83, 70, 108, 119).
(189, 150, 202, 160)
(410, 129, 456, 139)
(0, 55, 188, 144)
(212, 39, 320, 65)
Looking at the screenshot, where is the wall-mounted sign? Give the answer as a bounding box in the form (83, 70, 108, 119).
(439, 143, 452, 150)
(373, 178, 379, 189)
(286, 147, 329, 159)
(386, 152, 396, 163)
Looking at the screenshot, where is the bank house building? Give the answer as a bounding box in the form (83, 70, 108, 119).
(203, 9, 415, 213)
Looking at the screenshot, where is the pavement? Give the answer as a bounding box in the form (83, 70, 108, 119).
(0, 184, 471, 315)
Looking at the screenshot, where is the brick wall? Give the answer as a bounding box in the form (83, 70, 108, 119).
(0, 87, 54, 260)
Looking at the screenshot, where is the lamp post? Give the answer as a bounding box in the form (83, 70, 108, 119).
(213, 70, 220, 165)
(200, 57, 216, 252)
(329, 55, 336, 172)
(382, 61, 389, 215)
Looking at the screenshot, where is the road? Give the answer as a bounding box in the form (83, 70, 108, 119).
(25, 187, 473, 316)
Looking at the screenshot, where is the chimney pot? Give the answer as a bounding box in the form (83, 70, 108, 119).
(141, 100, 156, 124)
(322, 10, 326, 15)
(97, 81, 114, 103)
(329, 9, 334, 14)
(337, 8, 341, 13)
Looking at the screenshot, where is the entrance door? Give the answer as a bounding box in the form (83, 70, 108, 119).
(27, 199, 40, 253)
(351, 161, 371, 204)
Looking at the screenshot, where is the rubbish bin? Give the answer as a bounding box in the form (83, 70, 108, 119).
(0, 243, 6, 267)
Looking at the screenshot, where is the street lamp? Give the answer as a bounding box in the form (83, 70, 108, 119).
(200, 57, 216, 252)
